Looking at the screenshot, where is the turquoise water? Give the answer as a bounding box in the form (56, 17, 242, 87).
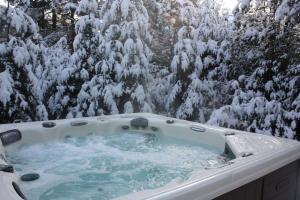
(7, 132, 230, 200)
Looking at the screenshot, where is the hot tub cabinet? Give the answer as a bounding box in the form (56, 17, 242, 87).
(214, 160, 300, 200)
(0, 113, 300, 200)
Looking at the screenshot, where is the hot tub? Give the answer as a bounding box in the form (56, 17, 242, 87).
(0, 113, 300, 200)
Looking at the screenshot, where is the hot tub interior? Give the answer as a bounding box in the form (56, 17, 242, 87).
(1, 114, 300, 200)
(5, 129, 233, 200)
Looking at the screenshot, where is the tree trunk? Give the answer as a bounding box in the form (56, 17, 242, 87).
(68, 9, 76, 52)
(52, 8, 57, 30)
(6, 1, 10, 42)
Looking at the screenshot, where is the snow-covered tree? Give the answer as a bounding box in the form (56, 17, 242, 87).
(165, 0, 231, 122)
(99, 0, 153, 113)
(146, 0, 182, 114)
(42, 37, 74, 120)
(0, 0, 298, 141)
(64, 0, 80, 50)
(0, 1, 75, 122)
(66, 0, 104, 118)
(0, 1, 38, 40)
(146, 0, 181, 66)
(209, 0, 300, 139)
(0, 2, 43, 122)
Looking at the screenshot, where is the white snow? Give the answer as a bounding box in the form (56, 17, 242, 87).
(0, 70, 14, 107)
(0, 0, 6, 7)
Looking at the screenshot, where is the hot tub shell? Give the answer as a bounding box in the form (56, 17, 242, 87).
(0, 113, 299, 200)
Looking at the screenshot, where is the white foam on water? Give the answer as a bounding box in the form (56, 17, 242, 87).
(6, 132, 231, 200)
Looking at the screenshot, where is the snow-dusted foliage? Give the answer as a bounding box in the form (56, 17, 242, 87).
(42, 38, 74, 119)
(165, 0, 231, 122)
(0, 0, 299, 140)
(0, 2, 41, 122)
(0, 36, 74, 122)
(0, 3, 38, 39)
(99, 0, 153, 113)
(209, 0, 300, 139)
(0, 38, 45, 122)
(67, 0, 105, 118)
(0, 1, 74, 122)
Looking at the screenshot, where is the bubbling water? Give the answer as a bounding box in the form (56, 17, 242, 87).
(6, 132, 231, 200)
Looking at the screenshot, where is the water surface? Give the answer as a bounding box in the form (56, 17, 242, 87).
(7, 132, 230, 200)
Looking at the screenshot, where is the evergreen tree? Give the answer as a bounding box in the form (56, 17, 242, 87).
(0, 1, 43, 122)
(166, 0, 230, 122)
(0, 0, 298, 141)
(64, 0, 80, 50)
(67, 0, 103, 118)
(99, 0, 153, 113)
(209, 0, 300, 139)
(43, 37, 73, 120)
(147, 0, 181, 114)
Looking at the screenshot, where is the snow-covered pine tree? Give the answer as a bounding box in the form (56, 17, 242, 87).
(99, 0, 153, 113)
(166, 0, 230, 122)
(165, 2, 199, 120)
(42, 37, 74, 120)
(0, 1, 45, 123)
(68, 0, 103, 118)
(64, 0, 80, 50)
(277, 0, 300, 139)
(192, 0, 232, 115)
(146, 0, 182, 114)
(146, 0, 180, 66)
(209, 0, 300, 139)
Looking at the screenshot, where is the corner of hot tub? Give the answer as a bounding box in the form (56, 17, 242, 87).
(0, 169, 26, 200)
(0, 147, 26, 200)
(224, 130, 300, 159)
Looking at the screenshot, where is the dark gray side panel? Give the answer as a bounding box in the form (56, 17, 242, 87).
(214, 160, 300, 200)
(214, 178, 262, 200)
(297, 161, 300, 200)
(262, 161, 298, 200)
